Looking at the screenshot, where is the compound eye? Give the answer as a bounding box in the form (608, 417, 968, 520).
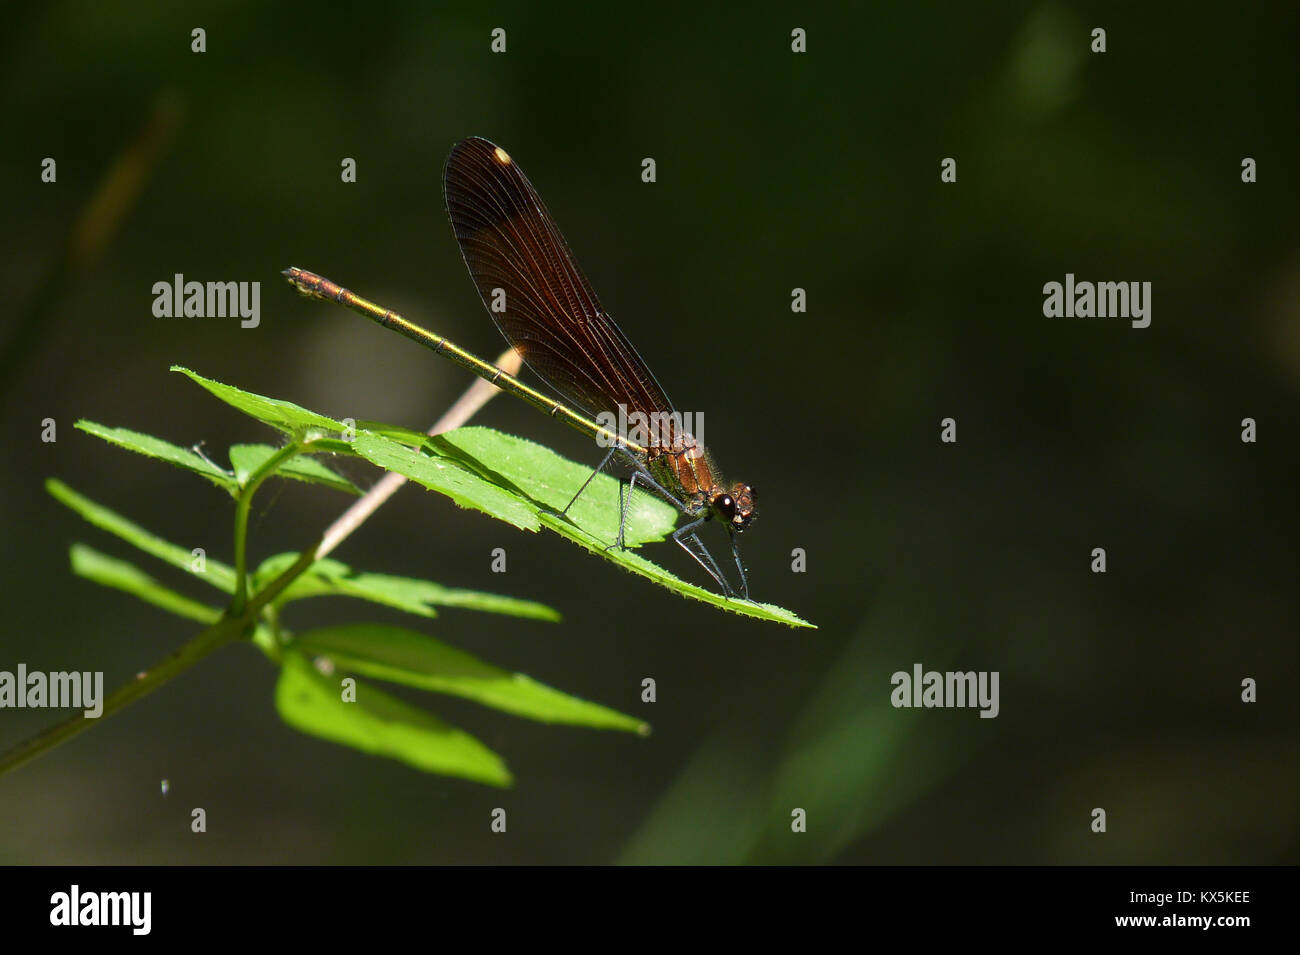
(715, 494, 736, 521)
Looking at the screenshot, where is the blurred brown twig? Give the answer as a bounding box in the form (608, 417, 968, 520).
(0, 91, 184, 392)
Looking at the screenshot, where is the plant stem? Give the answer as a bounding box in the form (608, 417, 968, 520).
(230, 440, 303, 615)
(0, 542, 320, 779)
(4, 349, 520, 779)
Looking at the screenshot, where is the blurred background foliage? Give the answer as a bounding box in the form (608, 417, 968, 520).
(1, 0, 1296, 863)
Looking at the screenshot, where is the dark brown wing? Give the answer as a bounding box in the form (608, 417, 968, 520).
(443, 137, 675, 424)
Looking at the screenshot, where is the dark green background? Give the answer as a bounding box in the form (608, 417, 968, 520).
(2, 1, 1296, 864)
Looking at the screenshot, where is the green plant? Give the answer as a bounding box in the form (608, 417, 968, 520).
(2, 366, 810, 787)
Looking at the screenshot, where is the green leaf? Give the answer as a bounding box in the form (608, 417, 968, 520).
(165, 369, 812, 626)
(48, 480, 237, 593)
(228, 443, 361, 495)
(437, 428, 814, 628)
(353, 420, 431, 446)
(68, 543, 222, 624)
(275, 651, 511, 786)
(252, 553, 559, 622)
(432, 428, 676, 547)
(294, 623, 646, 732)
(351, 431, 540, 531)
(75, 421, 237, 494)
(172, 366, 347, 437)
(353, 426, 812, 627)
(538, 511, 813, 627)
(299, 438, 359, 456)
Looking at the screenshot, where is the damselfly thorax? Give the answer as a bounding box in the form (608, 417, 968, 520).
(642, 432, 756, 535)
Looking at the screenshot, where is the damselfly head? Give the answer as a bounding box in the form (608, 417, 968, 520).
(713, 482, 757, 533)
